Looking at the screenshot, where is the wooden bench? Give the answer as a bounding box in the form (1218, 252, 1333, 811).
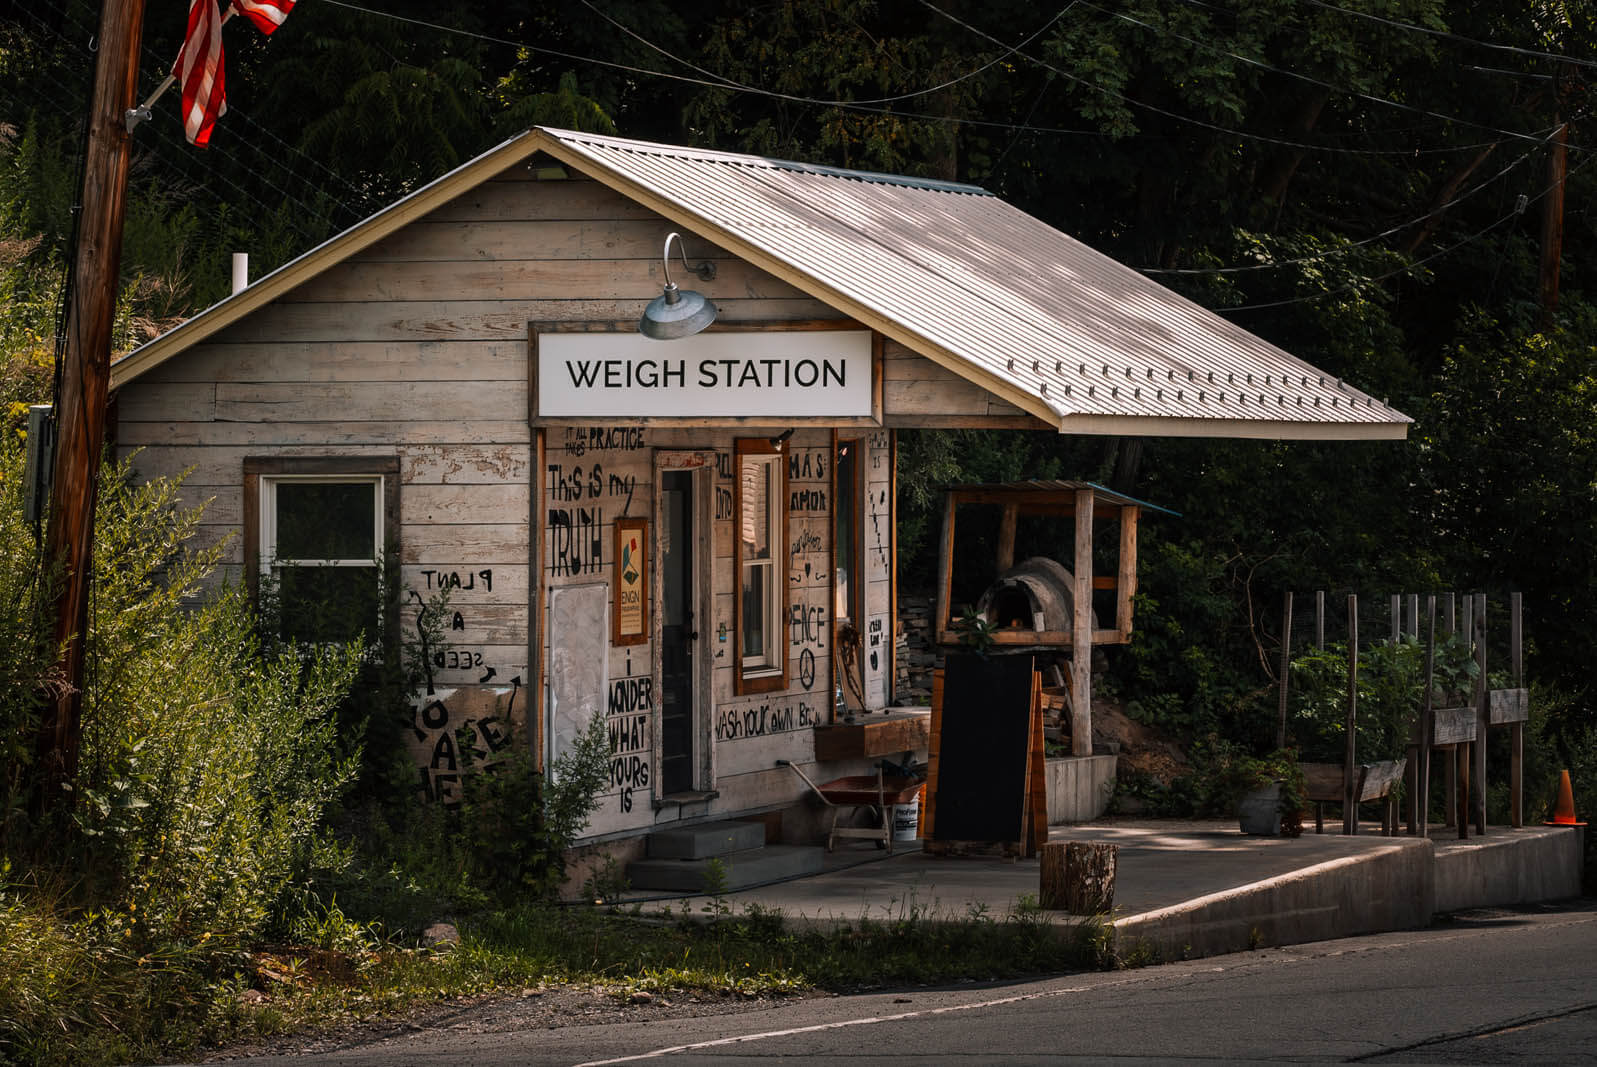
(1301, 758, 1408, 835)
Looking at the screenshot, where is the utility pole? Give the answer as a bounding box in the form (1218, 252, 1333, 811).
(35, 0, 147, 814)
(1537, 116, 1567, 327)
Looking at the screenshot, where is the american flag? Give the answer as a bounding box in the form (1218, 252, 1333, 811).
(174, 1, 296, 147)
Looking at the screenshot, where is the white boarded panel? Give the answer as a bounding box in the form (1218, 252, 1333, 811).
(546, 583, 608, 780)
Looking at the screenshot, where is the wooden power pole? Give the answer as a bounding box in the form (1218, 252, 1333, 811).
(35, 0, 147, 812)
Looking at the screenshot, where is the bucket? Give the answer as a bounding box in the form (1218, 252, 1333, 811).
(892, 787, 923, 842)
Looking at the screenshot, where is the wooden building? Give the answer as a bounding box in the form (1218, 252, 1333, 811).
(110, 128, 1410, 862)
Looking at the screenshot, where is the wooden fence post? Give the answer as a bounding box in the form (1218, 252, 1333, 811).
(1344, 594, 1359, 835)
(1473, 594, 1488, 836)
(1511, 592, 1523, 828)
(1277, 591, 1293, 750)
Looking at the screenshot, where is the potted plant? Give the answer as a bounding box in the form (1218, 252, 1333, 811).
(1221, 747, 1307, 837)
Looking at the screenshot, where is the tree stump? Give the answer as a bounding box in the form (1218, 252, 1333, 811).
(1039, 841, 1117, 913)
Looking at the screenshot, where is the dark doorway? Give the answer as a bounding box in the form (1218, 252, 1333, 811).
(659, 470, 696, 795)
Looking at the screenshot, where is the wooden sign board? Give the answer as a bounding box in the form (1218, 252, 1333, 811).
(1488, 687, 1529, 725)
(1433, 706, 1477, 746)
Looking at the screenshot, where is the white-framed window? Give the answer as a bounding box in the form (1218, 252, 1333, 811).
(735, 438, 788, 693)
(245, 457, 398, 645)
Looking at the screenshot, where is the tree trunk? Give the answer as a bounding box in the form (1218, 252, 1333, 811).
(1040, 840, 1117, 913)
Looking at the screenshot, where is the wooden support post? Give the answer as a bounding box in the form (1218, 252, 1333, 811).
(1344, 594, 1358, 836)
(934, 491, 956, 639)
(1071, 489, 1094, 756)
(1390, 594, 1401, 644)
(1315, 591, 1325, 649)
(1277, 591, 1293, 750)
(1115, 506, 1138, 641)
(995, 502, 1018, 574)
(1473, 594, 1488, 836)
(35, 0, 149, 814)
(1511, 591, 1523, 828)
(1443, 593, 1456, 636)
(1039, 840, 1117, 913)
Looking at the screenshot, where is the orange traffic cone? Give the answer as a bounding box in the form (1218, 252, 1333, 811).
(1546, 769, 1583, 826)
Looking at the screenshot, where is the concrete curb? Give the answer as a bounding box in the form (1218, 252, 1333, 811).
(1112, 838, 1432, 961)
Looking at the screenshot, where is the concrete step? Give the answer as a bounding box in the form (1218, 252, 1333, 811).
(646, 819, 766, 860)
(627, 844, 825, 893)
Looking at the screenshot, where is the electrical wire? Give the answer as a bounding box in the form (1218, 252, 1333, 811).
(319, 0, 1519, 157)
(913, 0, 1541, 156)
(1216, 147, 1597, 313)
(1142, 132, 1548, 275)
(1081, 0, 1573, 149)
(577, 0, 1081, 107)
(1297, 0, 1597, 73)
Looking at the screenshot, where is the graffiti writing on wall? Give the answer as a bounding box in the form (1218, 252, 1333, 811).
(409, 681, 520, 806)
(714, 699, 820, 741)
(607, 674, 654, 813)
(549, 506, 604, 576)
(562, 425, 646, 457)
(547, 463, 637, 515)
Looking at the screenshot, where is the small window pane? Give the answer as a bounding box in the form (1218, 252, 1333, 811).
(740, 458, 773, 562)
(834, 443, 856, 621)
(276, 564, 381, 644)
(277, 482, 376, 561)
(741, 563, 768, 660)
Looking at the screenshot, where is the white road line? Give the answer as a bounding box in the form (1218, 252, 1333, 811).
(572, 971, 1220, 1065)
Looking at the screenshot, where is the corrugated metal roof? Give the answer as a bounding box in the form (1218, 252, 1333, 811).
(537, 129, 1409, 440)
(114, 127, 1411, 440)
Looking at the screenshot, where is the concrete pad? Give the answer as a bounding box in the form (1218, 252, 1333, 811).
(625, 817, 1585, 963)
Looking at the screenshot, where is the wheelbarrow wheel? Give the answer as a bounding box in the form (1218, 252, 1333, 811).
(852, 806, 888, 848)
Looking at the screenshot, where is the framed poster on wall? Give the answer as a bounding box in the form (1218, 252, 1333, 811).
(614, 517, 648, 645)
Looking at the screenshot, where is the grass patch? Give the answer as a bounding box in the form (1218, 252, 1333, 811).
(1, 894, 1111, 1065)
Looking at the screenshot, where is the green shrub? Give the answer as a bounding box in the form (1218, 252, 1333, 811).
(1289, 634, 1477, 764)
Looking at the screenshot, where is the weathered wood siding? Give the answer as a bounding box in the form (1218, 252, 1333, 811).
(112, 170, 990, 841)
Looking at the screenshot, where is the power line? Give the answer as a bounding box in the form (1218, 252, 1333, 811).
(319, 0, 1515, 158)
(577, 0, 1082, 107)
(1143, 134, 1548, 275)
(913, 0, 1535, 157)
(1216, 147, 1597, 313)
(1085, 0, 1573, 149)
(1297, 0, 1597, 73)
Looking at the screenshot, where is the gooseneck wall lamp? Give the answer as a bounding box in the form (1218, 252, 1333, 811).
(638, 232, 718, 340)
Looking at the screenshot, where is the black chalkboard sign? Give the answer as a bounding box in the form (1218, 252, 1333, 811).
(931, 652, 1036, 844)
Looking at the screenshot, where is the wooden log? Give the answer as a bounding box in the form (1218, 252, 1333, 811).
(1039, 841, 1118, 914)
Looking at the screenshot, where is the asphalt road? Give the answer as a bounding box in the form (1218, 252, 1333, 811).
(221, 900, 1597, 1066)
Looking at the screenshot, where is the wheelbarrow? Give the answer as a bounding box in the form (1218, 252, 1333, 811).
(777, 760, 925, 854)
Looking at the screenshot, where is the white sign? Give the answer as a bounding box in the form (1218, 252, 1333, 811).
(537, 330, 873, 418)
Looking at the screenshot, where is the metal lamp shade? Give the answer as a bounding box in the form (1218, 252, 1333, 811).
(639, 282, 717, 340)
